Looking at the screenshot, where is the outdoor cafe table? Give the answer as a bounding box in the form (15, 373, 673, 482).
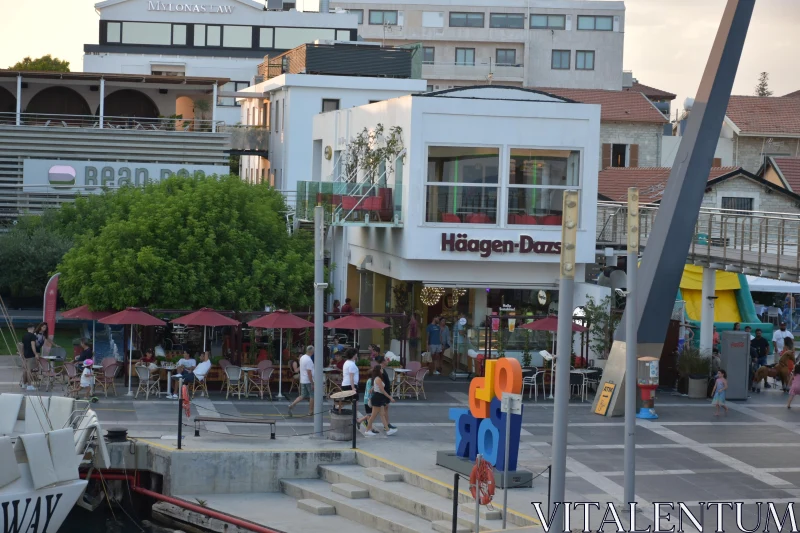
(241, 366, 258, 398)
(392, 368, 411, 398)
(323, 366, 340, 397)
(160, 364, 178, 398)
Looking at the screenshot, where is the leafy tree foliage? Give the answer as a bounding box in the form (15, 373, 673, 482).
(57, 175, 316, 311)
(10, 55, 70, 72)
(755, 71, 773, 97)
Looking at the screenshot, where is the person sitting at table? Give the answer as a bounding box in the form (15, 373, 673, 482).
(75, 339, 93, 363)
(332, 349, 345, 370)
(175, 351, 197, 372)
(138, 349, 156, 366)
(179, 351, 211, 384)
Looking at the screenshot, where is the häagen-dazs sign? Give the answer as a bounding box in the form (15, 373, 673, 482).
(147, 1, 234, 13)
(23, 159, 229, 194)
(441, 232, 561, 258)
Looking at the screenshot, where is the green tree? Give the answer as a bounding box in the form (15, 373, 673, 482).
(57, 174, 316, 310)
(755, 71, 773, 97)
(10, 55, 70, 72)
(0, 212, 73, 297)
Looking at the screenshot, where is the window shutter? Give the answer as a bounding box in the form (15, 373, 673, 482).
(629, 144, 639, 167)
(602, 144, 612, 169)
(713, 157, 722, 167)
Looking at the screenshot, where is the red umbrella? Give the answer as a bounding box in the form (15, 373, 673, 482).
(61, 305, 112, 345)
(247, 311, 314, 399)
(323, 313, 389, 330)
(519, 316, 587, 333)
(172, 308, 240, 351)
(100, 308, 166, 396)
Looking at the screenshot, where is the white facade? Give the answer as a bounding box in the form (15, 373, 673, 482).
(83, 0, 358, 126)
(311, 86, 601, 301)
(314, 0, 625, 91)
(238, 74, 427, 191)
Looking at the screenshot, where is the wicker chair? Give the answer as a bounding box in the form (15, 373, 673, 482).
(96, 362, 121, 397)
(248, 367, 274, 400)
(404, 368, 429, 400)
(135, 365, 160, 400)
(191, 370, 209, 398)
(37, 358, 58, 392)
(225, 365, 245, 399)
(218, 359, 231, 392)
(62, 362, 82, 398)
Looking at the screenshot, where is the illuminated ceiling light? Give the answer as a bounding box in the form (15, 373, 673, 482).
(421, 286, 446, 306)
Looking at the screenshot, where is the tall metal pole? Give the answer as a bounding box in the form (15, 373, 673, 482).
(550, 190, 579, 531)
(502, 405, 512, 529)
(313, 205, 326, 437)
(624, 188, 639, 507)
(474, 454, 482, 533)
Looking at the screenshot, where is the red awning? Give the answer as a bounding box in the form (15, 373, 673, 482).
(323, 313, 389, 330)
(61, 305, 111, 321)
(248, 310, 313, 330)
(99, 308, 166, 326)
(518, 316, 587, 333)
(172, 307, 239, 327)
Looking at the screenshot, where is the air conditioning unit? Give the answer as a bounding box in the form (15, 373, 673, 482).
(266, 0, 284, 10)
(252, 75, 264, 84)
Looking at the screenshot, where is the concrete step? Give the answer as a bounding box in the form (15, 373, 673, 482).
(366, 467, 403, 482)
(432, 520, 470, 533)
(282, 479, 436, 533)
(297, 499, 336, 516)
(319, 464, 505, 532)
(459, 504, 502, 520)
(331, 483, 369, 499)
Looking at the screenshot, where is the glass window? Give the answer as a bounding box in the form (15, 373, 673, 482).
(577, 15, 613, 30)
(217, 81, 250, 107)
(194, 24, 205, 46)
(455, 48, 475, 66)
(721, 197, 754, 213)
(223, 25, 251, 48)
(259, 27, 273, 48)
(346, 9, 363, 24)
(122, 22, 172, 45)
(489, 13, 524, 28)
(426, 146, 499, 224)
(449, 12, 484, 28)
(496, 49, 516, 66)
(369, 10, 398, 25)
(422, 11, 444, 28)
(507, 149, 580, 226)
(336, 30, 351, 41)
(322, 99, 340, 112)
(576, 50, 595, 70)
(551, 50, 570, 70)
(274, 27, 336, 49)
(107, 22, 121, 43)
(427, 85, 434, 92)
(530, 14, 565, 29)
(422, 47, 435, 64)
(206, 25, 221, 46)
(172, 24, 187, 45)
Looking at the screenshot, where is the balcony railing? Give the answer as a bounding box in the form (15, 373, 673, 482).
(0, 112, 224, 132)
(218, 124, 269, 152)
(296, 179, 403, 227)
(422, 62, 524, 82)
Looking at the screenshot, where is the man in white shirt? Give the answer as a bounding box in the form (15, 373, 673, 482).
(176, 351, 197, 372)
(288, 346, 314, 417)
(179, 352, 210, 384)
(772, 322, 794, 354)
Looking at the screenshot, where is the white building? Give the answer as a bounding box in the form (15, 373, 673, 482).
(300, 0, 625, 91)
(83, 0, 358, 126)
(303, 86, 601, 357)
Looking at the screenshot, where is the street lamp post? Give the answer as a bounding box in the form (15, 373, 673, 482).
(624, 188, 639, 508)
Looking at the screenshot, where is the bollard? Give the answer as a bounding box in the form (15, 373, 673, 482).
(452, 473, 459, 533)
(351, 396, 357, 450)
(547, 464, 552, 513)
(177, 378, 184, 450)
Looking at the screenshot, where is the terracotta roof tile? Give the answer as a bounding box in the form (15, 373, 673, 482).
(726, 95, 800, 136)
(598, 166, 739, 203)
(534, 87, 668, 124)
(623, 82, 676, 101)
(772, 157, 800, 192)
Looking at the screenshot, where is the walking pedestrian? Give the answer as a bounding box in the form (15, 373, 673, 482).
(365, 365, 395, 436)
(438, 317, 451, 376)
(426, 315, 441, 375)
(773, 322, 794, 356)
(288, 346, 315, 417)
(407, 312, 420, 362)
(787, 365, 800, 409)
(376, 355, 398, 433)
(712, 369, 729, 417)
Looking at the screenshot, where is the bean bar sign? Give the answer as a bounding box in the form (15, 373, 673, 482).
(441, 233, 561, 258)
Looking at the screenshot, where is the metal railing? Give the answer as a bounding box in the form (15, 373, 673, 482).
(597, 201, 800, 280)
(421, 61, 523, 80)
(0, 112, 224, 132)
(217, 124, 268, 151)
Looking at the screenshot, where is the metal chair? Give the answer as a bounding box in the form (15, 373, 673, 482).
(767, 307, 781, 326)
(523, 370, 543, 401)
(62, 362, 82, 398)
(569, 372, 588, 402)
(586, 367, 603, 394)
(404, 368, 429, 400)
(135, 365, 160, 400)
(248, 367, 274, 400)
(37, 358, 58, 392)
(225, 366, 245, 399)
(96, 362, 121, 397)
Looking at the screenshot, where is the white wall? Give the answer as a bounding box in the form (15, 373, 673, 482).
(661, 135, 735, 167)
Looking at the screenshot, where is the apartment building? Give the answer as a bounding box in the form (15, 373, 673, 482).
(305, 0, 625, 91)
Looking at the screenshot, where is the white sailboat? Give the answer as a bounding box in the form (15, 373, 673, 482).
(0, 393, 108, 533)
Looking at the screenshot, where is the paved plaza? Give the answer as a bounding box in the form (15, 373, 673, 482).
(4, 356, 800, 531)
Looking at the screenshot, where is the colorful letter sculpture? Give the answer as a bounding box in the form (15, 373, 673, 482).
(449, 358, 524, 471)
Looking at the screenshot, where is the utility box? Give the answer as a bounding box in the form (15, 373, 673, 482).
(720, 331, 750, 400)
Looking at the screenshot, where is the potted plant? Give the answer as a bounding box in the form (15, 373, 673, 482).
(521, 331, 533, 369)
(677, 346, 711, 399)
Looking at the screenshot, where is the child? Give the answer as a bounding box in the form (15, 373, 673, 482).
(788, 365, 800, 409)
(712, 369, 729, 417)
(80, 359, 95, 400)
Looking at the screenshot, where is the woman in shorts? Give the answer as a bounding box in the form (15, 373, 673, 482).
(365, 366, 395, 436)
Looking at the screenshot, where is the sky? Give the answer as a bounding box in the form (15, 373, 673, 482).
(2, 0, 799, 115)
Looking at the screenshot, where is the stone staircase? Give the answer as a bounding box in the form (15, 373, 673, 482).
(280, 456, 540, 533)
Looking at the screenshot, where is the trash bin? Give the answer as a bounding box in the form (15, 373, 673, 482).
(328, 408, 354, 441)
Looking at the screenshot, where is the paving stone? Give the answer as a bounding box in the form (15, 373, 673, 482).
(331, 483, 369, 499)
(297, 499, 336, 515)
(366, 467, 402, 482)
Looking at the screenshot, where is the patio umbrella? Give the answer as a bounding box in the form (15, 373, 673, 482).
(323, 313, 390, 357)
(61, 305, 111, 345)
(171, 308, 239, 352)
(520, 316, 587, 399)
(100, 308, 166, 396)
(248, 310, 314, 399)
